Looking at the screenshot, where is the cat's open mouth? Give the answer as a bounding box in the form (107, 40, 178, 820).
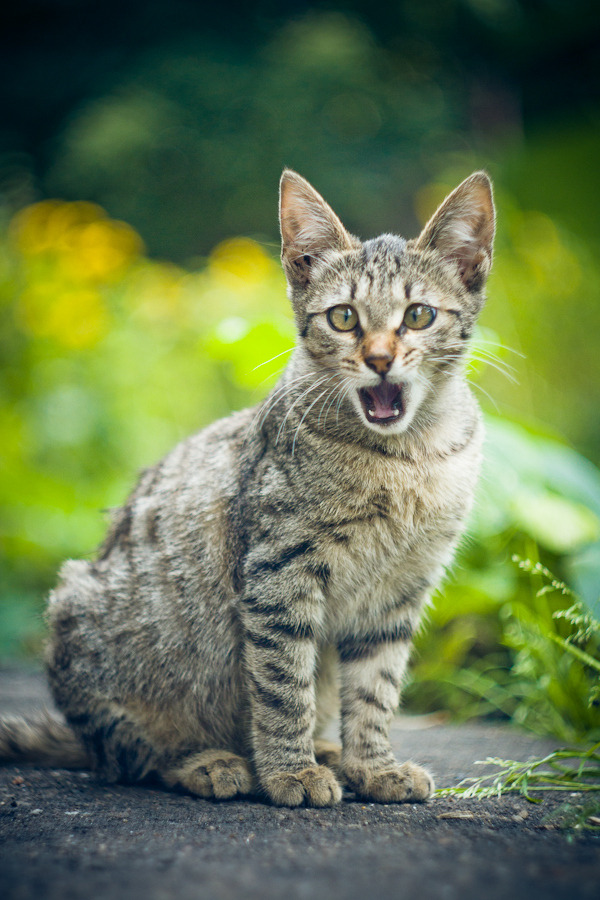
(358, 382, 405, 425)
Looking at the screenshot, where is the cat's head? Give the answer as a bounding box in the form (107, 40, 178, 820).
(279, 169, 495, 436)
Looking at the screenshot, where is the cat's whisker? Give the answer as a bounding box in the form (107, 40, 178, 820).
(321, 377, 354, 428)
(411, 370, 431, 390)
(470, 342, 517, 362)
(453, 343, 520, 382)
(467, 378, 500, 412)
(275, 374, 334, 445)
(426, 350, 512, 382)
(468, 343, 519, 370)
(439, 338, 523, 383)
(325, 378, 355, 419)
(335, 378, 356, 426)
(251, 347, 294, 371)
(291, 379, 338, 456)
(274, 379, 325, 443)
(252, 373, 313, 432)
(474, 339, 525, 358)
(317, 378, 343, 429)
(337, 379, 360, 428)
(317, 381, 342, 428)
(250, 372, 315, 435)
(426, 354, 465, 367)
(252, 365, 289, 394)
(468, 354, 519, 384)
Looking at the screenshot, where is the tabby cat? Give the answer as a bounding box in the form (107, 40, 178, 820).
(0, 169, 495, 807)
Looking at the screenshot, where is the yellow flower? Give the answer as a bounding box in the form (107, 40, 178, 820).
(126, 262, 185, 323)
(209, 238, 273, 289)
(59, 220, 143, 282)
(11, 201, 104, 255)
(18, 284, 109, 349)
(11, 200, 143, 283)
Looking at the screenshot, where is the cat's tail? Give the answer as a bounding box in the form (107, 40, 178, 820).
(0, 709, 90, 769)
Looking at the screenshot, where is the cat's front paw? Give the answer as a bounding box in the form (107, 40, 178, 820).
(263, 764, 342, 807)
(344, 761, 434, 803)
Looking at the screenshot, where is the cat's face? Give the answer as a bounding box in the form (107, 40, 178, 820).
(279, 171, 495, 436)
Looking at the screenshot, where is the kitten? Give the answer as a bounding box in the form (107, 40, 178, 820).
(0, 170, 494, 807)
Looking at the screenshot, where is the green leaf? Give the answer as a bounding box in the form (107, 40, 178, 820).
(511, 489, 600, 554)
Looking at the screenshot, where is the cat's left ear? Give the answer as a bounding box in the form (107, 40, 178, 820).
(415, 172, 495, 292)
(279, 170, 359, 287)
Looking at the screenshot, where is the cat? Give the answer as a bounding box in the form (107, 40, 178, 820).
(0, 169, 495, 807)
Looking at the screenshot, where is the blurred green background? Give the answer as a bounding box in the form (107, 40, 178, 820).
(1, 0, 599, 740)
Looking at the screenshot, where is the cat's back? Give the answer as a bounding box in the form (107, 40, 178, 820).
(45, 405, 264, 720)
(107, 405, 256, 565)
(49, 405, 259, 627)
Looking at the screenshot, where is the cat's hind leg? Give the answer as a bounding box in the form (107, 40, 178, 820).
(79, 709, 254, 799)
(314, 738, 342, 773)
(162, 749, 255, 800)
(72, 707, 162, 785)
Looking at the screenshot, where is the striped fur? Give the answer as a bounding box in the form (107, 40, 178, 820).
(1, 171, 495, 806)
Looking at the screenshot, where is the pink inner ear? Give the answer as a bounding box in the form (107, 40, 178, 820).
(417, 175, 495, 285)
(280, 171, 357, 261)
(445, 207, 488, 250)
(282, 197, 342, 256)
(441, 209, 493, 276)
(457, 249, 483, 279)
(452, 231, 481, 265)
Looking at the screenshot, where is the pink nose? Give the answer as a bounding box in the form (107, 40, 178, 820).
(364, 352, 393, 375)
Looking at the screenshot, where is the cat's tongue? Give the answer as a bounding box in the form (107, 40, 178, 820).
(360, 382, 404, 423)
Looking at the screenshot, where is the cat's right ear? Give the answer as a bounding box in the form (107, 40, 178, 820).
(279, 170, 357, 287)
(415, 171, 495, 293)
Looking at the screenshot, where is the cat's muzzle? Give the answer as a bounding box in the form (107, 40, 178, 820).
(358, 382, 405, 426)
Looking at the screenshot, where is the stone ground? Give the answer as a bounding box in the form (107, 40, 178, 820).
(0, 667, 598, 900)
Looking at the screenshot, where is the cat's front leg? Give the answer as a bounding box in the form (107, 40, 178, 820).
(240, 577, 342, 808)
(337, 626, 434, 803)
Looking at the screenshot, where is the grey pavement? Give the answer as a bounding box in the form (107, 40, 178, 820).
(0, 667, 598, 900)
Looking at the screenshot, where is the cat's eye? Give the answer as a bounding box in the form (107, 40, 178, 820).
(403, 304, 436, 330)
(327, 305, 359, 332)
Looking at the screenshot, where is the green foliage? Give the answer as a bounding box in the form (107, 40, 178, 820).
(542, 798, 600, 832)
(436, 745, 600, 808)
(0, 203, 292, 654)
(477, 151, 600, 471)
(48, 13, 458, 260)
(435, 567, 600, 821)
(407, 535, 600, 742)
(16, 8, 597, 465)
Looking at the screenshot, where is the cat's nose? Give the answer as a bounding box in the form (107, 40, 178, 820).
(364, 351, 394, 375)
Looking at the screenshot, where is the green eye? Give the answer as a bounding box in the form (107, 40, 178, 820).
(327, 305, 359, 332)
(403, 304, 436, 330)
